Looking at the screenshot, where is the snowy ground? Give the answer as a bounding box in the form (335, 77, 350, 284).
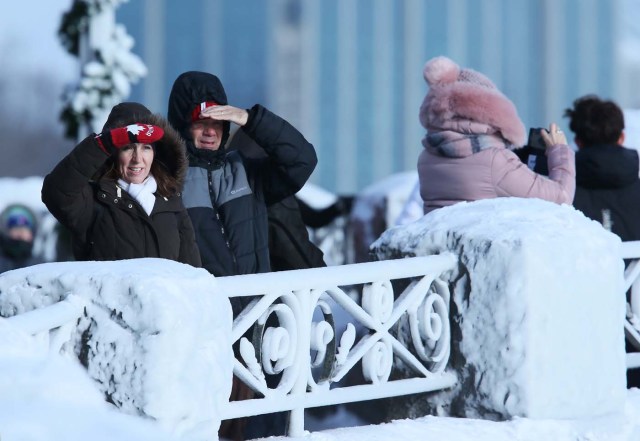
(259, 389, 640, 441)
(2, 253, 639, 441)
(3, 314, 639, 441)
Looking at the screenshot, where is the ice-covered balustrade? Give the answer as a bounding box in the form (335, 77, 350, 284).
(0, 253, 458, 439)
(218, 253, 458, 437)
(6, 294, 84, 355)
(0, 259, 232, 441)
(372, 198, 627, 421)
(621, 241, 640, 369)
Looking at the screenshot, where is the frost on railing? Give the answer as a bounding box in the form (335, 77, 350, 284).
(5, 294, 85, 354)
(622, 241, 640, 369)
(216, 254, 458, 436)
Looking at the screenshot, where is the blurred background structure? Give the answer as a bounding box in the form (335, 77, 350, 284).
(2, 0, 640, 195)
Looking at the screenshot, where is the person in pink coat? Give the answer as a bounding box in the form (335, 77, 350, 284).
(417, 56, 575, 214)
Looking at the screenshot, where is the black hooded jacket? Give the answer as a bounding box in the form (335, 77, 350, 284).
(573, 144, 640, 241)
(42, 103, 201, 265)
(167, 71, 317, 276)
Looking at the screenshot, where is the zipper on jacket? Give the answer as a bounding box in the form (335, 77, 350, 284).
(208, 169, 238, 272)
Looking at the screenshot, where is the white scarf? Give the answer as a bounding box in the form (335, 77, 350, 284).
(117, 175, 158, 216)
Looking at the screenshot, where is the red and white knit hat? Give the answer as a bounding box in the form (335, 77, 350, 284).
(191, 101, 219, 122)
(419, 56, 526, 146)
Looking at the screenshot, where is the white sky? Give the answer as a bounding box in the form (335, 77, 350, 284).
(0, 0, 76, 79)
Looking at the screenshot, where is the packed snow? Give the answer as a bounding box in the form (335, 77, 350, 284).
(0, 259, 232, 441)
(373, 198, 626, 420)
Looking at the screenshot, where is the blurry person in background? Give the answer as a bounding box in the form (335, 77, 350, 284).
(417, 56, 575, 213)
(0, 204, 41, 273)
(226, 128, 351, 271)
(566, 95, 640, 391)
(568, 95, 640, 242)
(41, 102, 200, 266)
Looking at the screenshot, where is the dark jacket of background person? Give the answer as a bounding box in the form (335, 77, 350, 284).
(226, 127, 326, 271)
(567, 95, 640, 242)
(565, 94, 640, 390)
(167, 71, 318, 277)
(573, 145, 640, 241)
(42, 104, 201, 266)
(266, 195, 325, 271)
(0, 235, 40, 273)
(0, 204, 42, 273)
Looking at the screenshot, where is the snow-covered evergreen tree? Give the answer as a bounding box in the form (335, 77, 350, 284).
(58, 0, 146, 140)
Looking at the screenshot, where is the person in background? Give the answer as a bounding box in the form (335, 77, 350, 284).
(0, 204, 41, 272)
(167, 71, 317, 440)
(41, 102, 200, 266)
(568, 95, 640, 241)
(417, 56, 575, 213)
(227, 125, 354, 270)
(224, 127, 327, 271)
(566, 95, 640, 389)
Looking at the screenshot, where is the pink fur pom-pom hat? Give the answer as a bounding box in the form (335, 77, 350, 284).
(419, 56, 526, 147)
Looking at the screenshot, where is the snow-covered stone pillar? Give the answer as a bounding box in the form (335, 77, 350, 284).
(372, 198, 626, 420)
(0, 259, 232, 441)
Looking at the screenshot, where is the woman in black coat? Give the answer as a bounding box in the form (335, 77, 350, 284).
(42, 102, 201, 266)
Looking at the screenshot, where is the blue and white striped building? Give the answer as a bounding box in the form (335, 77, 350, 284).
(119, 0, 633, 194)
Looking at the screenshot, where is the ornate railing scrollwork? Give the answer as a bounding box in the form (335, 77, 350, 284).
(362, 339, 393, 383)
(308, 296, 337, 386)
(409, 278, 451, 372)
(218, 253, 458, 436)
(362, 280, 394, 324)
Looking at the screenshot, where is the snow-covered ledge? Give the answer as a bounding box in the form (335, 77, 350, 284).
(0, 259, 232, 441)
(371, 198, 627, 420)
(0, 254, 458, 439)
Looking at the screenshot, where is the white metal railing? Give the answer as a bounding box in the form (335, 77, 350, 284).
(621, 241, 640, 369)
(215, 254, 458, 437)
(5, 294, 85, 354)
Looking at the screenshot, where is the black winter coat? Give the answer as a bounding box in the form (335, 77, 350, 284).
(227, 127, 327, 271)
(267, 195, 326, 271)
(42, 113, 201, 266)
(0, 234, 42, 273)
(168, 72, 317, 277)
(573, 144, 640, 242)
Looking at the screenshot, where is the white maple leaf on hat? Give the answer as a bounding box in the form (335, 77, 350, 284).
(126, 124, 145, 135)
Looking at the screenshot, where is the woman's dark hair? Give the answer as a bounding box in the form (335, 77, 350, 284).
(564, 95, 624, 146)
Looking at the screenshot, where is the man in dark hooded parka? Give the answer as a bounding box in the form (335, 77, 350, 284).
(168, 72, 317, 439)
(168, 71, 317, 282)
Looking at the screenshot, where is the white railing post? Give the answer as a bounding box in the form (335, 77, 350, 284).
(6, 294, 84, 335)
(6, 294, 85, 354)
(620, 241, 640, 362)
(289, 287, 312, 437)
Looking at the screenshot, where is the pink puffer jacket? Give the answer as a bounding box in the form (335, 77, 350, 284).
(418, 143, 576, 214)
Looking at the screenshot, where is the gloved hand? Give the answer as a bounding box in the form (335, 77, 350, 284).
(95, 124, 164, 155)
